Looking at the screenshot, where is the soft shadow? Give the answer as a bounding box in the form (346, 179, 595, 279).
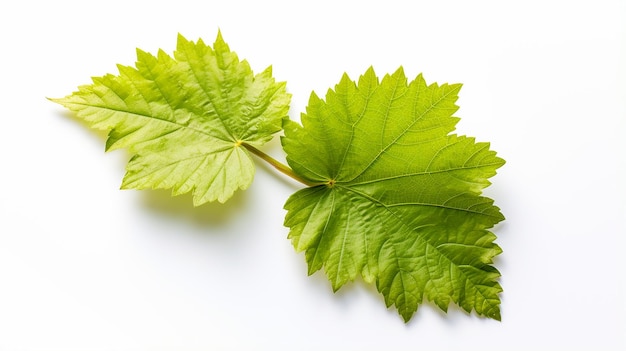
(139, 187, 252, 229)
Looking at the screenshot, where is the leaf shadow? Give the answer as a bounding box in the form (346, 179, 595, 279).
(136, 187, 253, 234)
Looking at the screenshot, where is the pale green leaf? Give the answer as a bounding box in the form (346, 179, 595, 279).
(282, 67, 505, 322)
(52, 32, 290, 204)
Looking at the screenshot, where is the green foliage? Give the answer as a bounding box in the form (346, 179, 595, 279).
(52, 33, 505, 323)
(282, 68, 505, 321)
(52, 32, 290, 204)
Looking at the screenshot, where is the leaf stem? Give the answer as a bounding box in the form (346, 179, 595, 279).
(242, 143, 319, 187)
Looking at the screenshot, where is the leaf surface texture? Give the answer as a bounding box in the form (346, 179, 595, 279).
(53, 33, 290, 204)
(282, 67, 505, 322)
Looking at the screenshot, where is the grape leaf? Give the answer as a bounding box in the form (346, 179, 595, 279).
(51, 32, 290, 204)
(282, 67, 505, 322)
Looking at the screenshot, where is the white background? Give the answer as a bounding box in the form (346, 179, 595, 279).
(1, 0, 624, 350)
